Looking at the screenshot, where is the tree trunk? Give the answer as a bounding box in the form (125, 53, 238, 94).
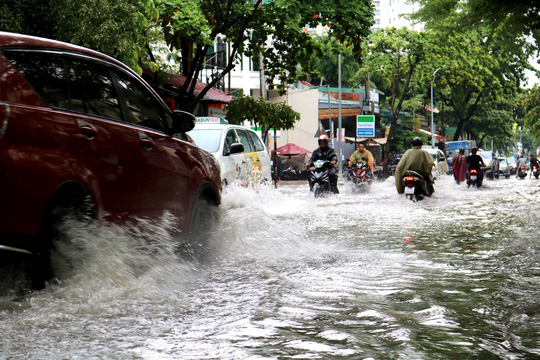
(452, 118, 467, 141)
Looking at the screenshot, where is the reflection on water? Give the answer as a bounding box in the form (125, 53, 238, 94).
(1, 176, 539, 359)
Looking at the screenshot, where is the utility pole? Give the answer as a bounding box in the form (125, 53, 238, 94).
(338, 54, 343, 175)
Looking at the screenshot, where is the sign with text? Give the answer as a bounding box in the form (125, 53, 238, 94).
(356, 115, 375, 137)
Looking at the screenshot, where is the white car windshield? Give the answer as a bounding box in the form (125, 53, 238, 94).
(189, 129, 223, 153)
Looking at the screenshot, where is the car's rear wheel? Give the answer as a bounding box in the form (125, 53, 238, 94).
(30, 186, 95, 289)
(180, 194, 220, 261)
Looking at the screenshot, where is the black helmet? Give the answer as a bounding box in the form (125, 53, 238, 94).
(412, 137, 423, 147)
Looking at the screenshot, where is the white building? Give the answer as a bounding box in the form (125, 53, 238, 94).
(371, 0, 424, 32)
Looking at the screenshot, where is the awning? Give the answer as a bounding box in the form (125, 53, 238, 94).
(166, 74, 233, 103)
(273, 143, 312, 155)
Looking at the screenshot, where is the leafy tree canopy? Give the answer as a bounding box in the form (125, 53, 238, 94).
(357, 27, 434, 171)
(153, 0, 374, 112)
(0, 0, 158, 74)
(308, 35, 362, 88)
(523, 86, 540, 139)
(225, 95, 300, 142)
(408, 0, 540, 49)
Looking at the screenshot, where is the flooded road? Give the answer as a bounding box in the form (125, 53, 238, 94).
(1, 175, 540, 359)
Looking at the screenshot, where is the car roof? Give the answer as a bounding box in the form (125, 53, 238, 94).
(194, 117, 256, 132)
(0, 31, 125, 68)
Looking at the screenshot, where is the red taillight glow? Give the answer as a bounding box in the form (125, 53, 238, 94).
(470, 169, 477, 174)
(405, 176, 414, 181)
(520, 166, 526, 170)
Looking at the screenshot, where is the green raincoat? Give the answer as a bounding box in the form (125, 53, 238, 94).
(395, 146, 435, 194)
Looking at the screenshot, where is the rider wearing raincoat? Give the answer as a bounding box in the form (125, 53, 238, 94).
(395, 137, 435, 194)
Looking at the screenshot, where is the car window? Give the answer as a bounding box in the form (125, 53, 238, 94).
(112, 70, 169, 132)
(189, 129, 223, 153)
(4, 50, 70, 109)
(247, 130, 265, 151)
(235, 129, 254, 153)
(4, 50, 123, 120)
(223, 129, 238, 155)
(66, 58, 122, 120)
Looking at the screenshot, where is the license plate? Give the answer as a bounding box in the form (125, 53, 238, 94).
(405, 187, 415, 194)
(470, 175, 477, 180)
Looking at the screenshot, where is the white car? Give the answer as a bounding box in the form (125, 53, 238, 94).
(497, 157, 511, 178)
(422, 146, 449, 179)
(189, 117, 272, 186)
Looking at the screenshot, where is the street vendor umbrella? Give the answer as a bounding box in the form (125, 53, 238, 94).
(274, 143, 312, 156)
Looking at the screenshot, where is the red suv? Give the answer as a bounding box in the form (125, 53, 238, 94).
(0, 32, 222, 285)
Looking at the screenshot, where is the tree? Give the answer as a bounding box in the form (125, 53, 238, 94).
(408, 0, 540, 51)
(360, 27, 433, 174)
(225, 95, 300, 142)
(309, 35, 362, 88)
(523, 86, 540, 139)
(0, 0, 158, 74)
(152, 0, 374, 112)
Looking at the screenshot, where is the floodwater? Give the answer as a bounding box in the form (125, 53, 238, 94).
(1, 175, 539, 359)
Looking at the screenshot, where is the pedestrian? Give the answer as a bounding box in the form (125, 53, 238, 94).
(452, 147, 468, 184)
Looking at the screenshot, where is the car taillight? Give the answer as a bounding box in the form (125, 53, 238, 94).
(0, 103, 10, 141)
(405, 176, 414, 181)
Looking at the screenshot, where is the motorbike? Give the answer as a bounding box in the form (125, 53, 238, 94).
(532, 165, 539, 179)
(518, 165, 528, 179)
(282, 165, 300, 180)
(310, 160, 332, 198)
(467, 168, 482, 188)
(347, 162, 372, 191)
(401, 170, 431, 201)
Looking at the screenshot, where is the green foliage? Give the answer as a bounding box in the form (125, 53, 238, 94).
(523, 86, 540, 140)
(408, 0, 540, 50)
(309, 35, 363, 87)
(359, 27, 433, 169)
(0, 0, 158, 75)
(225, 95, 300, 141)
(153, 0, 374, 112)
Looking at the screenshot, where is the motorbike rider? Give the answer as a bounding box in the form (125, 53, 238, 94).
(466, 148, 486, 185)
(306, 135, 339, 194)
(529, 154, 539, 178)
(395, 137, 435, 195)
(516, 155, 527, 178)
(348, 143, 374, 178)
(452, 147, 468, 184)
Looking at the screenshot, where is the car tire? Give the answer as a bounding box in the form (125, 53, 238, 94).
(30, 186, 95, 289)
(180, 194, 220, 261)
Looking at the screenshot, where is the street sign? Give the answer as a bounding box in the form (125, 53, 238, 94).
(356, 115, 375, 137)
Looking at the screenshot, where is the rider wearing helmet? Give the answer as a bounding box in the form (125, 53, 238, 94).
(466, 147, 486, 184)
(307, 135, 339, 194)
(394, 137, 435, 195)
(529, 154, 539, 178)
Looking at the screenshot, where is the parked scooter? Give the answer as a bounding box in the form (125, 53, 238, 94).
(309, 160, 332, 198)
(467, 168, 482, 188)
(518, 165, 528, 179)
(347, 162, 372, 191)
(402, 170, 431, 201)
(532, 165, 539, 179)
